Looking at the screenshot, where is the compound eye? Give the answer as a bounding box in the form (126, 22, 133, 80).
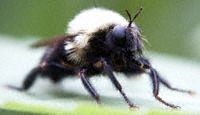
(112, 25, 126, 45)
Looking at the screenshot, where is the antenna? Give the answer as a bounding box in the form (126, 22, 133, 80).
(126, 7, 143, 27)
(132, 7, 143, 21)
(125, 10, 133, 27)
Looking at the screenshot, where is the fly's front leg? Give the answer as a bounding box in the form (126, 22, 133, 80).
(134, 57, 194, 94)
(149, 68, 180, 109)
(134, 57, 194, 108)
(99, 58, 137, 108)
(158, 74, 195, 95)
(133, 57, 179, 108)
(78, 68, 101, 104)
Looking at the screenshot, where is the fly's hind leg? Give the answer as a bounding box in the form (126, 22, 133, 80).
(7, 61, 75, 91)
(45, 61, 75, 83)
(7, 66, 42, 91)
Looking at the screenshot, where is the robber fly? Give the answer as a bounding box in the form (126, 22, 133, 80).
(8, 7, 194, 109)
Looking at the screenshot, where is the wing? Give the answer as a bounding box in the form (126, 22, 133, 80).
(30, 35, 76, 48)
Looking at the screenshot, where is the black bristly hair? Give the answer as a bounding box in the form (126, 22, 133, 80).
(126, 7, 143, 27)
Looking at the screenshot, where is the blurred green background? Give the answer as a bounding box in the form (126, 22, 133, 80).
(0, 0, 200, 61)
(0, 1, 200, 114)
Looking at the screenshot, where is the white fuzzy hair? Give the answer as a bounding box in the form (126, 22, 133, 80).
(66, 8, 129, 34)
(64, 8, 134, 64)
